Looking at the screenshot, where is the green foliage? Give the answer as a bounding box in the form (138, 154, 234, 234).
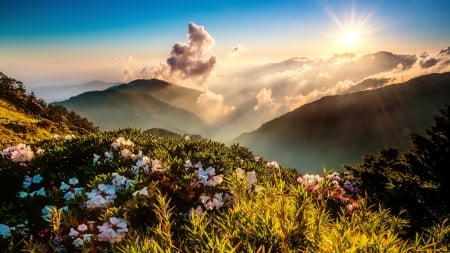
(347, 106, 450, 240)
(0, 129, 443, 252)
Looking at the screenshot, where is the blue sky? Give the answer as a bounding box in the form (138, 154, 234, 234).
(0, 0, 449, 87)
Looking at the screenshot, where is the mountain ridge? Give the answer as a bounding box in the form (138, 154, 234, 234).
(235, 72, 450, 170)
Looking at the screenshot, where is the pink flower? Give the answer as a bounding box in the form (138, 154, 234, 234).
(97, 217, 128, 243)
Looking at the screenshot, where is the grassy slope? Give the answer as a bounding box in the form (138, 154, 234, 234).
(1, 99, 63, 147)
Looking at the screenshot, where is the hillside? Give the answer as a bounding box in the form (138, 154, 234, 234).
(235, 72, 450, 170)
(54, 79, 210, 135)
(0, 72, 97, 147)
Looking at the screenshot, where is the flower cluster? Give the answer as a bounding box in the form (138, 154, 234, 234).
(19, 174, 46, 198)
(297, 174, 323, 191)
(85, 173, 134, 208)
(132, 156, 167, 174)
(199, 192, 231, 210)
(0, 224, 13, 239)
(298, 172, 360, 216)
(185, 160, 224, 187)
(85, 184, 117, 209)
(69, 223, 92, 247)
(111, 137, 134, 150)
(97, 217, 128, 243)
(60, 177, 83, 201)
(1, 143, 35, 163)
(266, 161, 280, 169)
(236, 167, 263, 191)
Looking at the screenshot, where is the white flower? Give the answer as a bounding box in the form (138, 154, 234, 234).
(132, 187, 148, 196)
(297, 174, 323, 191)
(22, 176, 33, 189)
(111, 173, 134, 190)
(97, 217, 128, 243)
(189, 206, 204, 217)
(18, 191, 28, 198)
(0, 224, 12, 238)
(69, 223, 92, 247)
(93, 154, 100, 165)
(199, 193, 225, 210)
(29, 187, 46, 197)
(111, 137, 134, 150)
(104, 151, 114, 162)
(3, 144, 35, 162)
(266, 161, 280, 169)
(32, 174, 43, 184)
(60, 177, 83, 201)
(85, 184, 117, 208)
(60, 182, 70, 191)
(69, 177, 79, 185)
(120, 149, 133, 158)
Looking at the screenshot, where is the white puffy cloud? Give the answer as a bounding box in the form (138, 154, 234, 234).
(196, 90, 235, 123)
(166, 22, 217, 82)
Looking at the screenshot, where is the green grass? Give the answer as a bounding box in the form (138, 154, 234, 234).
(1, 129, 448, 252)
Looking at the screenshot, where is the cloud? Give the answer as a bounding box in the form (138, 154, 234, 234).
(166, 22, 217, 83)
(254, 88, 282, 112)
(196, 90, 235, 123)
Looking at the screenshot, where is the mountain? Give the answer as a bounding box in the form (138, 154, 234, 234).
(33, 80, 116, 102)
(0, 72, 97, 147)
(235, 72, 450, 171)
(54, 79, 210, 135)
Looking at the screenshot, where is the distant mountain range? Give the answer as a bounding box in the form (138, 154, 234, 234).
(54, 79, 210, 135)
(33, 80, 117, 102)
(235, 72, 450, 171)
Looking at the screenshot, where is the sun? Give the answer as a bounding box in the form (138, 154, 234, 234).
(341, 29, 360, 47)
(322, 3, 376, 53)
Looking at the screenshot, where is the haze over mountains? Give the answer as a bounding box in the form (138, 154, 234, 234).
(51, 48, 450, 170)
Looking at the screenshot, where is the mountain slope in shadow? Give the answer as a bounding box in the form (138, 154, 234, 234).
(55, 79, 209, 135)
(235, 72, 450, 171)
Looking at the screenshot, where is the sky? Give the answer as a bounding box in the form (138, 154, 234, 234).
(0, 0, 449, 89)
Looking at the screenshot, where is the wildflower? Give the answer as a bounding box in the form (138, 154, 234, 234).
(97, 217, 128, 243)
(2, 144, 35, 162)
(112, 173, 134, 190)
(297, 174, 323, 191)
(32, 174, 43, 184)
(266, 161, 280, 169)
(104, 151, 114, 162)
(196, 167, 223, 187)
(189, 206, 205, 217)
(236, 168, 263, 191)
(85, 184, 117, 208)
(36, 147, 45, 155)
(41, 205, 68, 220)
(111, 137, 134, 150)
(69, 223, 92, 247)
(22, 176, 33, 189)
(326, 172, 341, 185)
(344, 180, 359, 194)
(60, 177, 83, 201)
(93, 154, 100, 165)
(29, 187, 46, 197)
(132, 187, 148, 196)
(53, 134, 60, 140)
(184, 160, 202, 170)
(120, 149, 133, 158)
(200, 193, 225, 210)
(133, 156, 151, 174)
(346, 201, 359, 216)
(0, 224, 12, 239)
